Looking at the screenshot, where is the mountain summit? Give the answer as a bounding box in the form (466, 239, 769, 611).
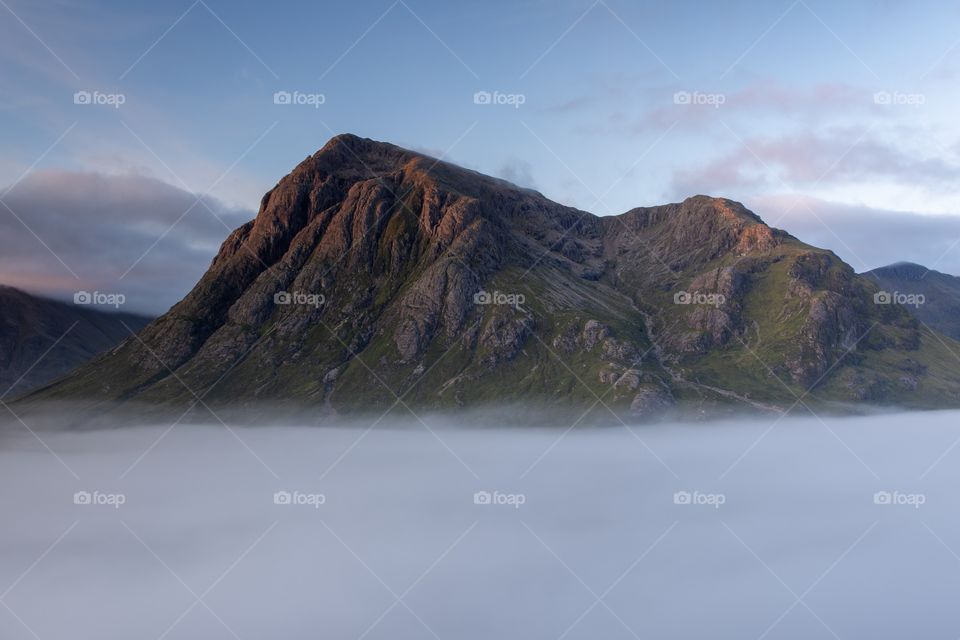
(864, 262, 960, 341)
(27, 134, 960, 418)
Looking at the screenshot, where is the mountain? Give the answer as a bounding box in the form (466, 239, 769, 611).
(22, 134, 960, 419)
(863, 262, 960, 341)
(0, 286, 151, 398)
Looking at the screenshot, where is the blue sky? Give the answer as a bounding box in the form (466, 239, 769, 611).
(2, 0, 960, 312)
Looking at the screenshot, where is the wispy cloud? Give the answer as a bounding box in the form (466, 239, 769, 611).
(671, 127, 960, 196)
(496, 156, 537, 189)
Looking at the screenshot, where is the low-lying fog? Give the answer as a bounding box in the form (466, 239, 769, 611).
(3, 411, 960, 639)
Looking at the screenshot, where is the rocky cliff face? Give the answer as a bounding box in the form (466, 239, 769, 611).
(0, 286, 151, 397)
(25, 135, 960, 418)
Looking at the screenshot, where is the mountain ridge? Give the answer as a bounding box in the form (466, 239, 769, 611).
(21, 134, 960, 420)
(0, 285, 151, 398)
(864, 262, 960, 341)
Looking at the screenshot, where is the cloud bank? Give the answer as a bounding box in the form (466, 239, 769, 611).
(3, 412, 960, 639)
(750, 195, 960, 275)
(0, 170, 254, 314)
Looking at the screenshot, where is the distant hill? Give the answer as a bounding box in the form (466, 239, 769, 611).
(863, 263, 960, 341)
(22, 135, 960, 417)
(0, 286, 151, 398)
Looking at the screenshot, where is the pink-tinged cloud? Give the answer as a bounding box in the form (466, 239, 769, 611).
(671, 128, 959, 194)
(633, 82, 874, 133)
(542, 81, 877, 136)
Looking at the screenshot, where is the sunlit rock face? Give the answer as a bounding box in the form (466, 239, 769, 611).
(25, 134, 960, 417)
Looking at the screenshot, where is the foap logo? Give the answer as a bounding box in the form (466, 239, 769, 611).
(273, 490, 326, 509)
(74, 291, 126, 308)
(874, 290, 925, 308)
(74, 490, 126, 509)
(473, 290, 526, 309)
(73, 90, 126, 108)
(273, 90, 326, 108)
(873, 490, 925, 509)
(473, 90, 526, 109)
(473, 490, 526, 509)
(873, 91, 925, 108)
(673, 490, 725, 509)
(673, 291, 726, 307)
(673, 90, 725, 108)
(274, 291, 326, 308)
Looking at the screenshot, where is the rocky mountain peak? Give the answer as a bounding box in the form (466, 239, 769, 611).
(23, 135, 960, 418)
(308, 133, 416, 176)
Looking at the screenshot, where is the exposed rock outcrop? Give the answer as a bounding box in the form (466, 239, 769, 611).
(23, 135, 960, 416)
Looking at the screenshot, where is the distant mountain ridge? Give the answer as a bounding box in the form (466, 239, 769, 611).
(0, 286, 151, 398)
(864, 262, 960, 341)
(22, 134, 960, 419)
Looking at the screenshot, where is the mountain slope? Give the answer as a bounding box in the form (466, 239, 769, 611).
(863, 262, 960, 341)
(24, 134, 960, 418)
(0, 286, 151, 398)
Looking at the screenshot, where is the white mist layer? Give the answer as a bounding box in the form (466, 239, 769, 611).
(2, 412, 960, 639)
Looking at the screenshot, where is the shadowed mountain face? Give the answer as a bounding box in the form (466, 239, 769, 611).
(0, 286, 151, 398)
(25, 134, 960, 418)
(863, 262, 960, 342)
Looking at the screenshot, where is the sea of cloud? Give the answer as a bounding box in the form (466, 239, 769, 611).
(2, 411, 960, 639)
